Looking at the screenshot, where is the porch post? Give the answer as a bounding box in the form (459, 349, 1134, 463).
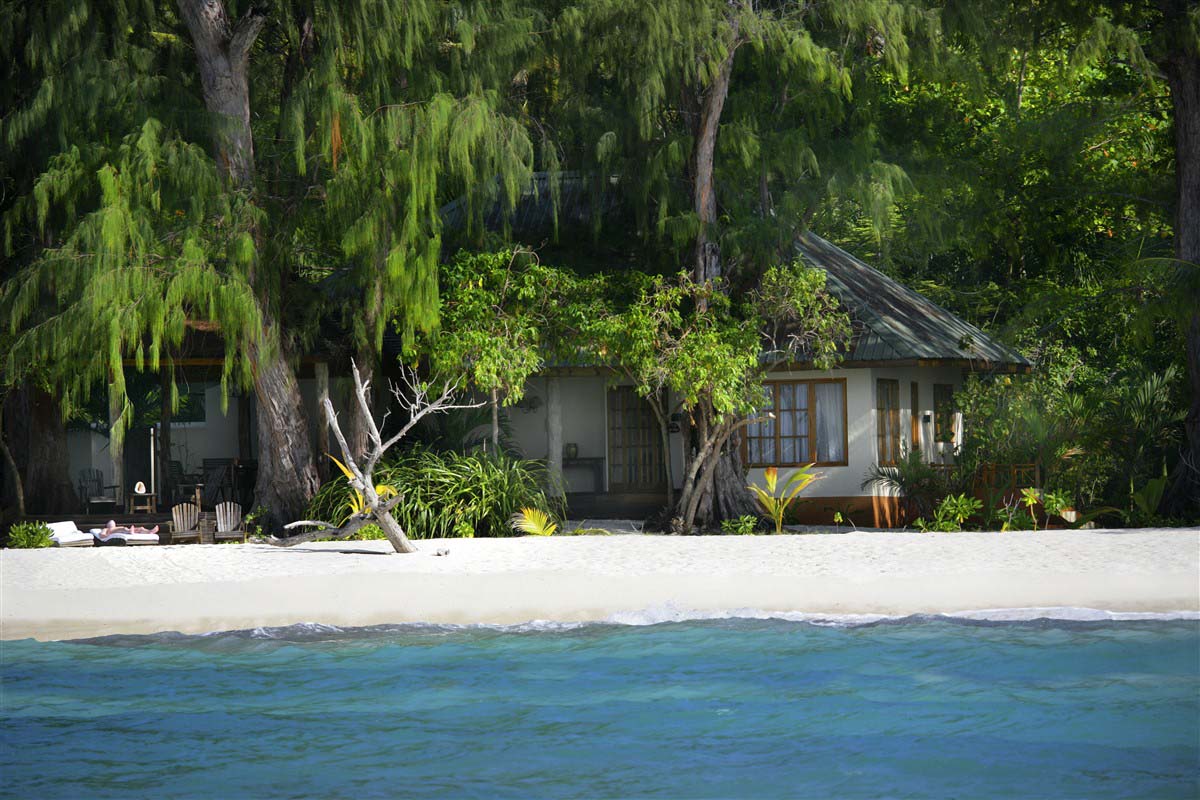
(314, 360, 330, 482)
(108, 372, 124, 509)
(546, 376, 563, 496)
(237, 388, 253, 460)
(159, 365, 173, 506)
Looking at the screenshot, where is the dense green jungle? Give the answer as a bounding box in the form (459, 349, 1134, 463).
(2, 0, 1196, 532)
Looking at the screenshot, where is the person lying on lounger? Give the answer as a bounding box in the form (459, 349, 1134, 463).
(100, 520, 160, 540)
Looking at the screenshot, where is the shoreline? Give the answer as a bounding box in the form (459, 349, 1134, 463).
(3, 528, 1197, 641)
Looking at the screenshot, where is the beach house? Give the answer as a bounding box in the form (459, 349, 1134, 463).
(499, 231, 1031, 526)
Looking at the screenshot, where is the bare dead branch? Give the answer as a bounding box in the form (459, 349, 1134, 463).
(366, 370, 483, 474)
(295, 363, 480, 553)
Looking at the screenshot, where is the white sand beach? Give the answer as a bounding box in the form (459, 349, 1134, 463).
(2, 528, 1198, 641)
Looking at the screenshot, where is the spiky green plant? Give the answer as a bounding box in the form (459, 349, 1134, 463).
(510, 507, 558, 536)
(749, 465, 818, 534)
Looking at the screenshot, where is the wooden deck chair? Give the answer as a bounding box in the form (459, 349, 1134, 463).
(201, 459, 235, 506)
(214, 501, 246, 543)
(79, 468, 119, 513)
(170, 502, 201, 544)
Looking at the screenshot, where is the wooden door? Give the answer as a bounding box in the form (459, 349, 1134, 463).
(607, 387, 666, 491)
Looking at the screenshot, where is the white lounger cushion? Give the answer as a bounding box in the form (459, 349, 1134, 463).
(89, 528, 159, 545)
(45, 521, 94, 547)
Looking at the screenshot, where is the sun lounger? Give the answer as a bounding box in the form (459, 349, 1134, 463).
(45, 521, 94, 547)
(89, 527, 159, 546)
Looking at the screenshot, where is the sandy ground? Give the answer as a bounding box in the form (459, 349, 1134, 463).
(2, 528, 1197, 641)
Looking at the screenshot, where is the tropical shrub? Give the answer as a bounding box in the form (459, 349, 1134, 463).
(720, 515, 759, 535)
(355, 524, 387, 541)
(956, 351, 1189, 522)
(749, 465, 817, 534)
(306, 448, 564, 539)
(914, 494, 983, 533)
(6, 521, 53, 548)
(860, 447, 960, 520)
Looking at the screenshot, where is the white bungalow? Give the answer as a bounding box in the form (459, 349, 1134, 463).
(504, 232, 1030, 526)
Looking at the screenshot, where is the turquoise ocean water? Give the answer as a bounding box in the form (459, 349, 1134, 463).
(2, 615, 1198, 799)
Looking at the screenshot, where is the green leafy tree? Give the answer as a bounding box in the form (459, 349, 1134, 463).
(583, 262, 850, 530)
(1, 1, 538, 523)
(424, 249, 571, 448)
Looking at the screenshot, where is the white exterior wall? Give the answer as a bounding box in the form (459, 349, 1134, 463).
(66, 428, 114, 490)
(507, 375, 610, 492)
(742, 367, 872, 499)
(745, 365, 964, 499)
(167, 384, 242, 473)
(868, 364, 965, 466)
(473, 364, 968, 502)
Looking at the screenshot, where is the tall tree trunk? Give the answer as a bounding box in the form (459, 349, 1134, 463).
(176, 0, 265, 189)
(690, 36, 738, 289)
(178, 0, 319, 524)
(491, 389, 501, 451)
(1160, 14, 1200, 512)
(250, 325, 321, 526)
(4, 386, 77, 514)
(314, 361, 330, 482)
(0, 396, 25, 520)
(713, 432, 760, 521)
(677, 23, 758, 527)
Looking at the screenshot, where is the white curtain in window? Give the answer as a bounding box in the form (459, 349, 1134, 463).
(814, 383, 845, 462)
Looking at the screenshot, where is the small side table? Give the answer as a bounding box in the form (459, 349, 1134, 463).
(129, 493, 158, 514)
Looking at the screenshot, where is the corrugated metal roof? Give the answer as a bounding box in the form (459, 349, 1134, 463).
(795, 232, 1029, 368)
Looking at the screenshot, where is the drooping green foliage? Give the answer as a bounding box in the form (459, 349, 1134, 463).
(2, 0, 538, 406)
(1, 0, 541, 522)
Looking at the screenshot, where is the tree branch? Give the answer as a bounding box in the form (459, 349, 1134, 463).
(230, 7, 268, 63)
(270, 495, 404, 547)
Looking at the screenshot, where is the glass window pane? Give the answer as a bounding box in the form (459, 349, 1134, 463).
(778, 384, 794, 410)
(815, 383, 846, 462)
(780, 409, 794, 436)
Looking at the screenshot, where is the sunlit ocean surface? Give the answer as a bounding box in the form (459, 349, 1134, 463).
(2, 616, 1198, 799)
